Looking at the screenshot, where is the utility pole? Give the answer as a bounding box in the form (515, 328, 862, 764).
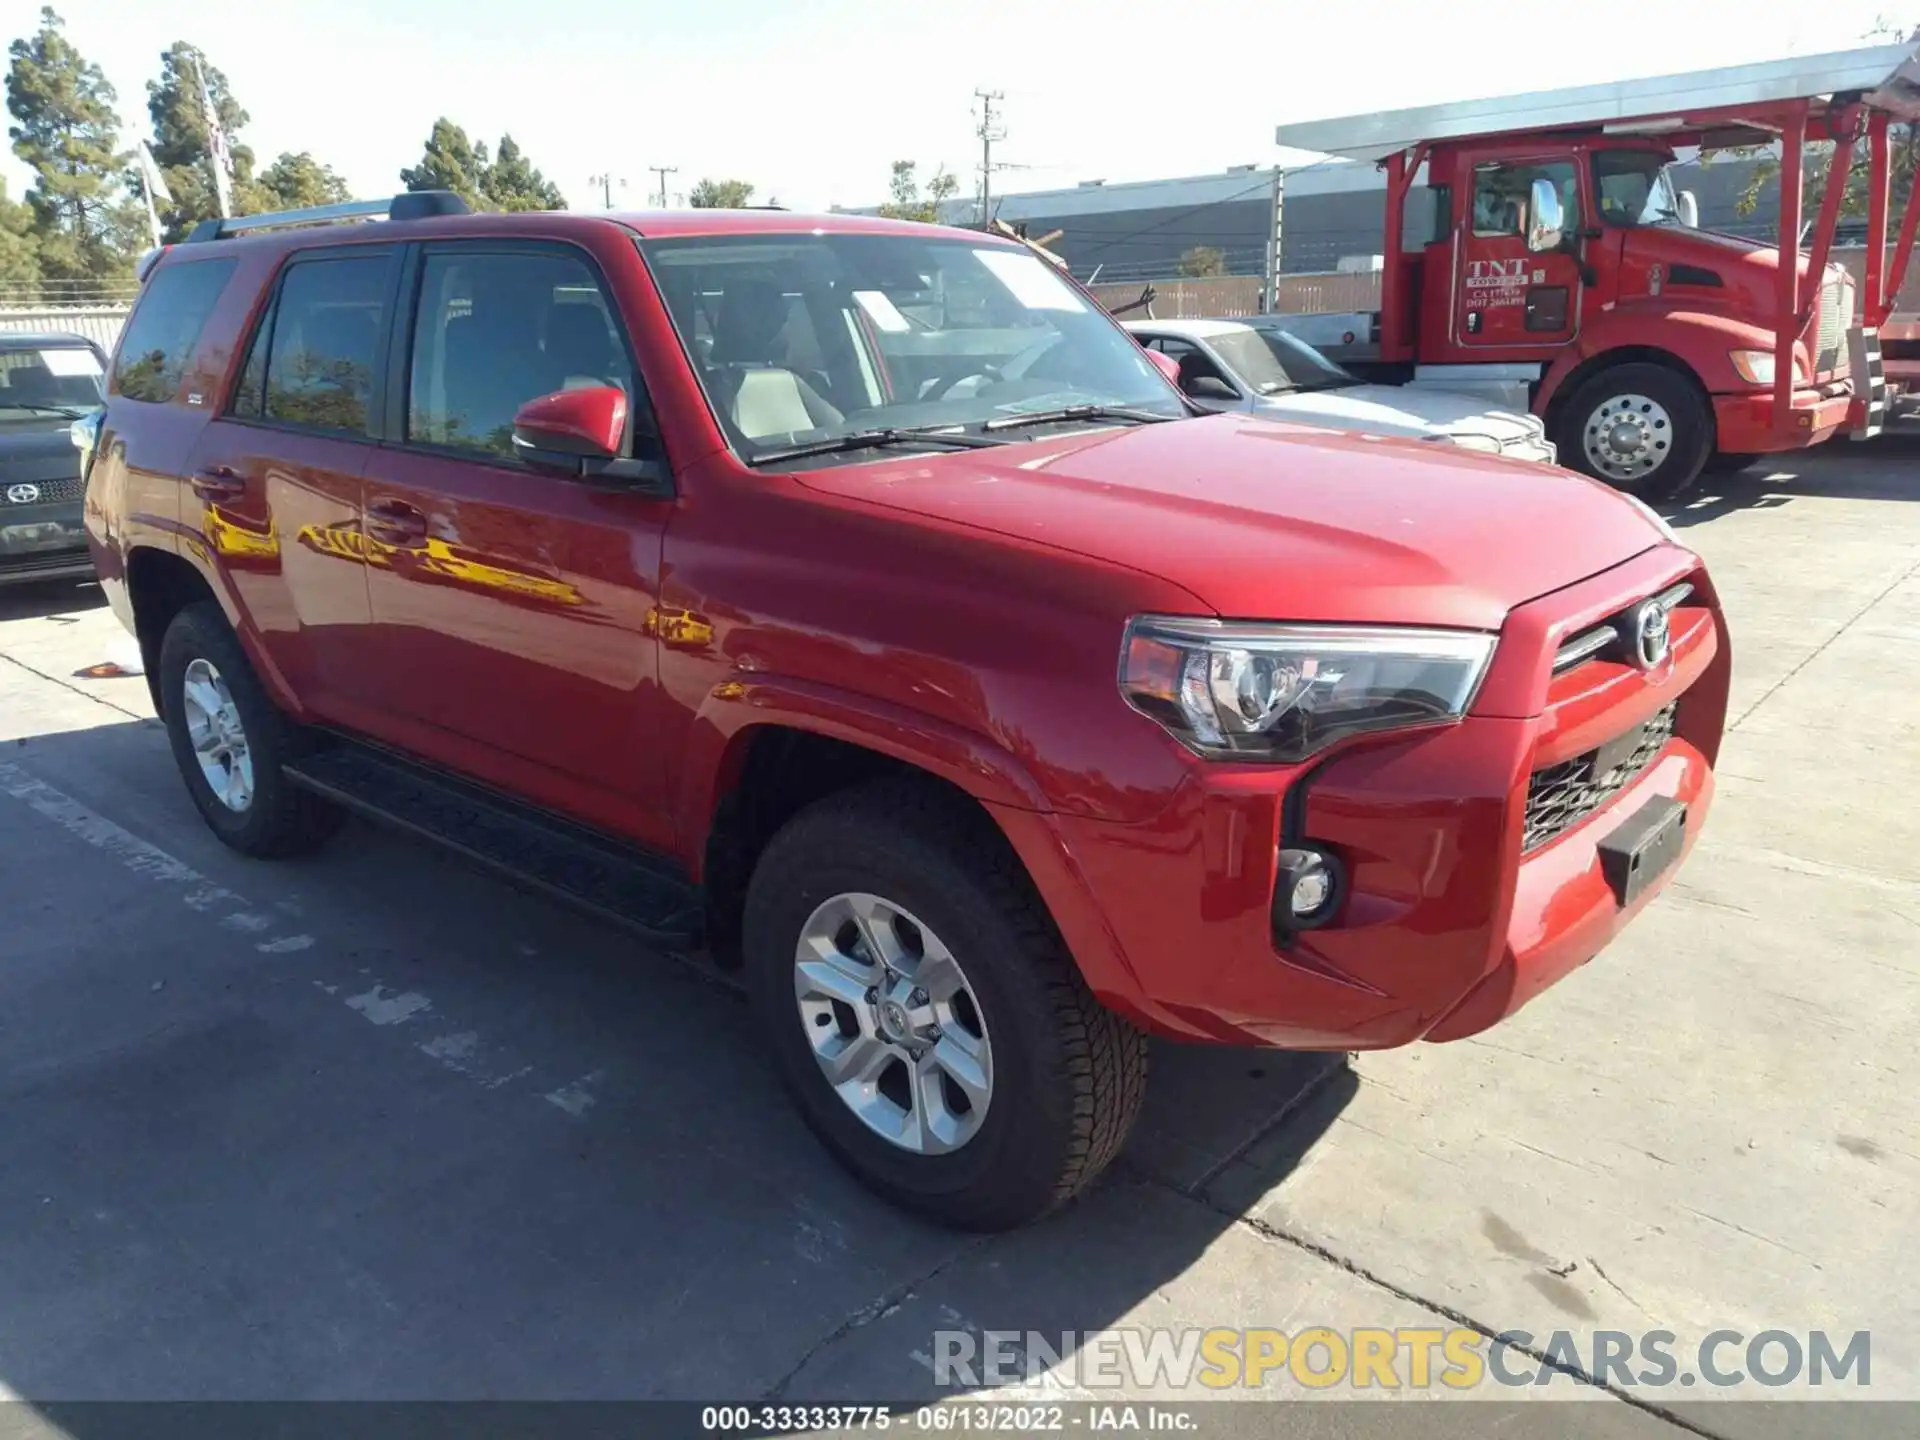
(649, 165, 678, 208)
(588, 173, 626, 210)
(974, 89, 1006, 224)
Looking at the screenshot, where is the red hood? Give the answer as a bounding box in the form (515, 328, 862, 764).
(796, 415, 1667, 631)
(1622, 226, 1842, 318)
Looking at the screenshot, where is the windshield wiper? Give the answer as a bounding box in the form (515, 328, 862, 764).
(981, 404, 1176, 433)
(745, 425, 1010, 466)
(2, 402, 92, 419)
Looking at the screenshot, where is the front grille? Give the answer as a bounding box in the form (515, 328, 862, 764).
(2, 476, 83, 505)
(1816, 276, 1853, 377)
(1523, 703, 1678, 852)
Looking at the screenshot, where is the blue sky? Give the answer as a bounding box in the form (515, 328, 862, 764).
(2, 0, 1902, 213)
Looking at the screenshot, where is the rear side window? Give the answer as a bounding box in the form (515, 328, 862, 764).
(231, 255, 389, 435)
(113, 259, 237, 404)
(406, 248, 635, 459)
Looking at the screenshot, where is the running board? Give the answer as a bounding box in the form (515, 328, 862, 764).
(284, 740, 704, 947)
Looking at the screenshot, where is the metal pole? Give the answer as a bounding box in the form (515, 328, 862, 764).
(975, 89, 1005, 224)
(648, 166, 677, 208)
(1865, 111, 1891, 325)
(1772, 105, 1805, 433)
(1262, 166, 1284, 313)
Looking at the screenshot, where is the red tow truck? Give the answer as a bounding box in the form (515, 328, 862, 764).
(1271, 38, 1920, 497)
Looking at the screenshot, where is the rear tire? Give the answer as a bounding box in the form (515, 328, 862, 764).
(743, 779, 1148, 1230)
(1554, 362, 1712, 501)
(158, 601, 342, 858)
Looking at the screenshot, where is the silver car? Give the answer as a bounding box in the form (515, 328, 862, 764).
(1126, 318, 1555, 464)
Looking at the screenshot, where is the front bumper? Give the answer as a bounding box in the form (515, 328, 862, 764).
(0, 503, 91, 586)
(1712, 384, 1852, 454)
(990, 547, 1728, 1051)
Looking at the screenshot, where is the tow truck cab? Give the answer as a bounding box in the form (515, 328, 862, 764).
(1272, 38, 1920, 498)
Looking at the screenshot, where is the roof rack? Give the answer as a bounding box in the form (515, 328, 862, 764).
(183, 190, 471, 243)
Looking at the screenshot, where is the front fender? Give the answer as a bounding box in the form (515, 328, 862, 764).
(673, 673, 1056, 872)
(1542, 306, 1795, 410)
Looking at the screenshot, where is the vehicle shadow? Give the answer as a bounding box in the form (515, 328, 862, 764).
(0, 717, 1354, 1408)
(0, 576, 106, 623)
(1660, 434, 1920, 529)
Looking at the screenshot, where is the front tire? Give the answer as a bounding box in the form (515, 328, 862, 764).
(158, 601, 342, 858)
(743, 779, 1148, 1230)
(1554, 362, 1712, 501)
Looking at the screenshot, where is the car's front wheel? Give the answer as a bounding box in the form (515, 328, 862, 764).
(743, 779, 1148, 1230)
(158, 601, 342, 857)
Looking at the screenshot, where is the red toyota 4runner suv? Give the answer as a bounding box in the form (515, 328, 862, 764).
(86, 193, 1729, 1229)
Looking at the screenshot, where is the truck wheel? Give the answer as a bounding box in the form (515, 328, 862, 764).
(1555, 363, 1711, 501)
(158, 601, 342, 858)
(743, 779, 1148, 1231)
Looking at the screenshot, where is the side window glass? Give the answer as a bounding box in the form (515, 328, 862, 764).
(408, 250, 636, 460)
(1472, 162, 1577, 238)
(261, 258, 388, 434)
(230, 295, 274, 418)
(112, 259, 238, 404)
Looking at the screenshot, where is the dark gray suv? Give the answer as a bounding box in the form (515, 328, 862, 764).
(0, 330, 106, 587)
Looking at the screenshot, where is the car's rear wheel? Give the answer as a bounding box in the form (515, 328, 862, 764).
(1555, 363, 1712, 501)
(743, 779, 1147, 1230)
(158, 602, 342, 857)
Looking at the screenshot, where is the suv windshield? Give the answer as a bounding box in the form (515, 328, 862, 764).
(0, 344, 105, 419)
(638, 232, 1184, 463)
(1594, 151, 1683, 228)
(1214, 327, 1358, 394)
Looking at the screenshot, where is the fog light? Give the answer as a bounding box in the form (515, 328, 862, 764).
(1274, 846, 1344, 932)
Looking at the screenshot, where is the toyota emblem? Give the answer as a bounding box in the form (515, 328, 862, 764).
(5, 482, 40, 504)
(1633, 600, 1672, 669)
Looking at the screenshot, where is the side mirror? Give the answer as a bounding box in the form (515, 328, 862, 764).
(1185, 375, 1241, 403)
(1676, 189, 1699, 229)
(1526, 178, 1566, 253)
(511, 386, 626, 476)
(1146, 349, 1183, 385)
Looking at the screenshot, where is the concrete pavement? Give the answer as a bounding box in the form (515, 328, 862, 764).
(1, 442, 1916, 1435)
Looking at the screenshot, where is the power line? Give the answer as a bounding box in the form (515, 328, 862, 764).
(648, 165, 678, 208)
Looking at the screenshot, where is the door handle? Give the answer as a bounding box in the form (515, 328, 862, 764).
(364, 498, 429, 547)
(190, 465, 245, 502)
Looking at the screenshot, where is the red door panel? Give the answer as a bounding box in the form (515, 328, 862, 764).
(1455, 156, 1583, 351)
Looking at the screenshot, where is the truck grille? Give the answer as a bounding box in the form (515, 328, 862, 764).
(1523, 703, 1677, 852)
(2, 476, 83, 505)
(1815, 275, 1853, 377)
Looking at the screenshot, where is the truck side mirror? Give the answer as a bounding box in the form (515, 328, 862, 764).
(1676, 190, 1699, 228)
(1526, 178, 1566, 253)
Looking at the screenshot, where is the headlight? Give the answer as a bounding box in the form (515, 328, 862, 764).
(1445, 431, 1504, 454)
(1729, 350, 1775, 385)
(1119, 617, 1497, 762)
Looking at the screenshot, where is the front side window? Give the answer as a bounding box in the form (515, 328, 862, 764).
(408, 249, 635, 459)
(1471, 160, 1579, 238)
(234, 256, 389, 435)
(113, 259, 237, 404)
(639, 233, 1182, 463)
(1593, 150, 1683, 228)
(0, 345, 105, 420)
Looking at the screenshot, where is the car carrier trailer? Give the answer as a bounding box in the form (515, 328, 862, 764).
(1268, 37, 1920, 497)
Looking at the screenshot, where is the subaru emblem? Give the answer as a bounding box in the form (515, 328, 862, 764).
(6, 482, 40, 504)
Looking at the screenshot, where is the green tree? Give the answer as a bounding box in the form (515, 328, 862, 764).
(0, 178, 40, 289)
(145, 42, 255, 239)
(400, 117, 490, 209)
(689, 177, 755, 208)
(1177, 245, 1226, 278)
(481, 134, 564, 211)
(877, 160, 959, 223)
(6, 7, 142, 280)
(255, 150, 350, 210)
